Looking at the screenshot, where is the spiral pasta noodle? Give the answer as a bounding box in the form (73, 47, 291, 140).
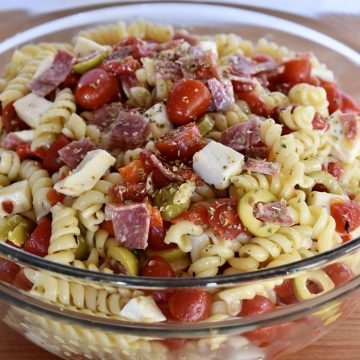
(279, 105, 315, 131)
(214, 33, 253, 57)
(0, 149, 20, 181)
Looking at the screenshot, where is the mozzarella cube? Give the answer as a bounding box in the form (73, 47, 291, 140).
(119, 296, 166, 323)
(193, 141, 244, 189)
(144, 102, 173, 139)
(74, 36, 109, 57)
(198, 40, 218, 59)
(0, 180, 31, 217)
(308, 191, 348, 214)
(328, 111, 360, 163)
(13, 93, 52, 128)
(189, 232, 211, 262)
(54, 149, 115, 196)
(33, 55, 54, 78)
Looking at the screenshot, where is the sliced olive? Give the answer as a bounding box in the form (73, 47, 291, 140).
(146, 247, 186, 263)
(75, 235, 89, 260)
(197, 114, 215, 135)
(108, 246, 139, 276)
(154, 183, 191, 221)
(309, 171, 343, 195)
(0, 215, 34, 245)
(237, 189, 280, 237)
(73, 51, 105, 74)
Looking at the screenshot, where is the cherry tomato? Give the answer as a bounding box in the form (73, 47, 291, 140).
(239, 295, 277, 316)
(236, 91, 270, 116)
(321, 82, 343, 114)
(155, 123, 205, 161)
(75, 68, 120, 110)
(13, 269, 33, 291)
(166, 79, 211, 125)
(42, 134, 70, 173)
(324, 263, 354, 287)
(61, 71, 80, 90)
(312, 112, 330, 131)
(330, 200, 360, 233)
(46, 188, 65, 206)
(2, 102, 29, 132)
(208, 198, 248, 240)
(341, 90, 360, 113)
(141, 256, 175, 277)
(172, 203, 209, 227)
(0, 258, 20, 284)
(327, 162, 344, 180)
(280, 58, 311, 84)
(168, 289, 212, 322)
(101, 220, 115, 236)
(275, 280, 298, 305)
(23, 217, 52, 257)
(15, 143, 46, 161)
(102, 57, 141, 77)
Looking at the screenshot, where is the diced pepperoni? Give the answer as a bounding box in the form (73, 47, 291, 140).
(28, 50, 74, 97)
(253, 200, 294, 226)
(245, 158, 281, 175)
(92, 102, 125, 130)
(58, 138, 97, 168)
(154, 59, 182, 81)
(105, 203, 150, 249)
(340, 112, 358, 141)
(227, 53, 276, 76)
(220, 119, 261, 151)
(207, 78, 235, 112)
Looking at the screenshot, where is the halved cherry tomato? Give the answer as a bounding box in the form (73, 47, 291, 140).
(46, 188, 65, 206)
(275, 279, 298, 305)
(240, 295, 277, 316)
(0, 258, 20, 284)
(321, 82, 342, 114)
(119, 159, 147, 183)
(341, 90, 360, 113)
(23, 217, 52, 257)
(312, 112, 330, 131)
(141, 256, 175, 277)
(61, 71, 80, 90)
(2, 102, 29, 132)
(330, 200, 360, 233)
(327, 162, 344, 180)
(236, 91, 270, 116)
(172, 203, 209, 227)
(75, 68, 120, 110)
(324, 263, 354, 287)
(102, 57, 141, 77)
(15, 143, 46, 161)
(280, 58, 311, 84)
(13, 269, 33, 291)
(42, 134, 70, 173)
(110, 182, 148, 203)
(208, 198, 248, 240)
(166, 79, 211, 125)
(168, 289, 212, 322)
(155, 123, 205, 161)
(101, 220, 115, 236)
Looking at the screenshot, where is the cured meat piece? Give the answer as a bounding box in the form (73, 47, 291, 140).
(227, 54, 276, 76)
(207, 78, 235, 111)
(173, 31, 199, 46)
(58, 138, 97, 168)
(28, 50, 74, 97)
(253, 200, 294, 226)
(109, 36, 148, 60)
(1, 133, 27, 150)
(340, 112, 358, 141)
(244, 158, 281, 175)
(105, 203, 150, 249)
(220, 119, 261, 151)
(108, 112, 150, 150)
(92, 102, 125, 130)
(154, 59, 182, 81)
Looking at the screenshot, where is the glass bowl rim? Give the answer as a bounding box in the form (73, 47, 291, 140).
(1, 1, 360, 289)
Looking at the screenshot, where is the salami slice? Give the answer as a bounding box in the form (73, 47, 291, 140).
(92, 102, 125, 130)
(2, 133, 27, 150)
(244, 158, 281, 175)
(227, 54, 276, 76)
(58, 138, 97, 168)
(207, 78, 235, 111)
(254, 200, 294, 226)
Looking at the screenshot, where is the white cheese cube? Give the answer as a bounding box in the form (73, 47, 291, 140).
(13, 93, 52, 128)
(328, 111, 360, 163)
(193, 141, 244, 190)
(311, 67, 334, 83)
(308, 191, 348, 214)
(189, 233, 211, 262)
(119, 296, 166, 323)
(74, 36, 109, 57)
(198, 40, 218, 59)
(0, 180, 31, 217)
(54, 149, 115, 196)
(144, 102, 173, 139)
(33, 55, 54, 78)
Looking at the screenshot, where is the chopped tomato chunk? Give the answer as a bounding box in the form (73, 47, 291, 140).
(330, 200, 360, 233)
(119, 159, 147, 183)
(141, 256, 175, 277)
(42, 134, 71, 173)
(327, 162, 344, 180)
(280, 58, 311, 84)
(172, 203, 209, 227)
(0, 258, 21, 284)
(236, 91, 270, 116)
(324, 263, 354, 286)
(47, 188, 65, 206)
(275, 279, 298, 305)
(239, 295, 276, 316)
(23, 217, 52, 257)
(2, 102, 29, 132)
(101, 220, 115, 236)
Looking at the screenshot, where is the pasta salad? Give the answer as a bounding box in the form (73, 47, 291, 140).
(0, 19, 360, 327)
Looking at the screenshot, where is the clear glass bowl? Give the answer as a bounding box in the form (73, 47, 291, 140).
(1, 2, 360, 360)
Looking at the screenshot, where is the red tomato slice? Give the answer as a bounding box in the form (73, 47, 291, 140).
(166, 79, 211, 125)
(168, 289, 212, 322)
(321, 82, 343, 114)
(155, 123, 205, 161)
(324, 263, 354, 286)
(100, 220, 115, 236)
(61, 71, 80, 90)
(75, 68, 120, 110)
(141, 256, 175, 277)
(236, 91, 270, 116)
(330, 200, 360, 233)
(23, 217, 52, 257)
(15, 143, 46, 161)
(13, 269, 33, 290)
(312, 112, 330, 131)
(275, 279, 298, 305)
(208, 198, 248, 240)
(239, 295, 276, 316)
(119, 159, 147, 184)
(42, 134, 70, 173)
(2, 102, 29, 132)
(280, 58, 312, 84)
(0, 258, 21, 284)
(327, 161, 344, 180)
(172, 203, 209, 227)
(102, 57, 141, 77)
(340, 90, 360, 113)
(46, 188, 65, 206)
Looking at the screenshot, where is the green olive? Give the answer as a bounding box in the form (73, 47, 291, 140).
(108, 246, 139, 276)
(154, 183, 191, 221)
(238, 189, 280, 237)
(197, 114, 215, 135)
(75, 235, 90, 260)
(73, 51, 105, 74)
(146, 247, 186, 263)
(0, 215, 34, 246)
(309, 171, 343, 195)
